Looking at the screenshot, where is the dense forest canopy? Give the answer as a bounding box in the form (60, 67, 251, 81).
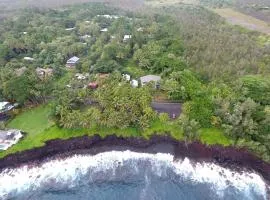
(0, 1, 269, 161)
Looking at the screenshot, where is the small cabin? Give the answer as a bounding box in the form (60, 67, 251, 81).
(66, 56, 80, 68)
(65, 27, 75, 31)
(0, 129, 23, 151)
(123, 35, 132, 42)
(122, 74, 131, 81)
(0, 102, 14, 114)
(100, 28, 108, 32)
(140, 75, 161, 88)
(23, 57, 34, 61)
(0, 102, 16, 121)
(131, 80, 138, 88)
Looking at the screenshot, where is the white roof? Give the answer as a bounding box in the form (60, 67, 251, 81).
(123, 35, 132, 40)
(67, 56, 80, 64)
(23, 57, 34, 61)
(100, 28, 108, 32)
(131, 80, 138, 88)
(0, 102, 9, 110)
(65, 27, 75, 31)
(97, 15, 119, 19)
(0, 129, 23, 150)
(122, 74, 131, 81)
(140, 75, 161, 83)
(80, 35, 91, 39)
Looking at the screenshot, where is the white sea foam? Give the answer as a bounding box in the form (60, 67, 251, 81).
(0, 151, 268, 199)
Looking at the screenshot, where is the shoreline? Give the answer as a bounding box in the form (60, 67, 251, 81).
(0, 135, 270, 183)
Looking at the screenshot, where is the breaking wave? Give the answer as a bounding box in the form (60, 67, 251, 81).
(0, 151, 268, 200)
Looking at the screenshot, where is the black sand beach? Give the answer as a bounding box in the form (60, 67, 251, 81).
(0, 135, 269, 185)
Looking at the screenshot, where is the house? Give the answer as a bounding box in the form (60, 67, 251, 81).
(123, 35, 132, 42)
(65, 27, 75, 31)
(36, 68, 53, 79)
(100, 28, 108, 32)
(66, 56, 80, 68)
(0, 102, 15, 121)
(97, 15, 119, 19)
(23, 57, 34, 61)
(122, 74, 131, 81)
(0, 102, 14, 114)
(130, 79, 138, 88)
(80, 35, 91, 40)
(140, 75, 161, 88)
(0, 129, 23, 151)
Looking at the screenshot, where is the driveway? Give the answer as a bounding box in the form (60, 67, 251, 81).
(151, 102, 182, 119)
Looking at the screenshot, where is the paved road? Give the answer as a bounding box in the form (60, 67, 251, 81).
(151, 102, 182, 119)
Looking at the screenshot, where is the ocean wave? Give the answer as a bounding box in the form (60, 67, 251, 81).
(0, 151, 268, 199)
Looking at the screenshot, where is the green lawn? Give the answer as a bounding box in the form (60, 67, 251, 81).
(0, 105, 232, 158)
(199, 128, 233, 146)
(7, 105, 54, 135)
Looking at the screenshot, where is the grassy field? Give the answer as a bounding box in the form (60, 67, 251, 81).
(0, 105, 232, 158)
(7, 105, 54, 135)
(199, 128, 232, 146)
(213, 8, 270, 35)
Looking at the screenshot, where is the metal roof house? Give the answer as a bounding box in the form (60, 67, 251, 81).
(66, 56, 80, 68)
(131, 79, 138, 88)
(23, 57, 34, 61)
(0, 102, 15, 121)
(0, 129, 23, 151)
(65, 27, 76, 31)
(123, 35, 132, 42)
(140, 75, 161, 88)
(100, 28, 108, 32)
(0, 102, 14, 114)
(122, 74, 131, 81)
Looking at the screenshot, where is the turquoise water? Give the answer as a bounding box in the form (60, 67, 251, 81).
(0, 151, 268, 200)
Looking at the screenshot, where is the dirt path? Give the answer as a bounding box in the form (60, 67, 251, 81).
(214, 8, 270, 35)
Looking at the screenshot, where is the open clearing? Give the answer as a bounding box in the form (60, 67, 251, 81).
(214, 8, 270, 35)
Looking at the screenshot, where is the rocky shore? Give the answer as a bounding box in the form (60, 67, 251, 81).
(0, 135, 269, 183)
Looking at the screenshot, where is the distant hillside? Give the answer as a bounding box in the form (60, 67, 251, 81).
(0, 0, 144, 19)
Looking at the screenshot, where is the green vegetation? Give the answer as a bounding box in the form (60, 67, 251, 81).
(199, 128, 232, 146)
(7, 105, 54, 135)
(2, 106, 232, 158)
(0, 2, 269, 163)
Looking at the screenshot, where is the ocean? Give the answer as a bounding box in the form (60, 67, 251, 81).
(0, 151, 268, 200)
